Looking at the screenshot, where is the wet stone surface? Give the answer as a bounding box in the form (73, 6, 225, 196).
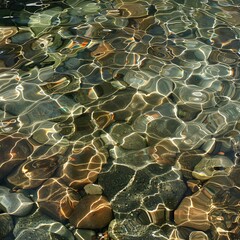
(0, 0, 240, 239)
(13, 210, 75, 240)
(0, 186, 34, 217)
(0, 213, 14, 239)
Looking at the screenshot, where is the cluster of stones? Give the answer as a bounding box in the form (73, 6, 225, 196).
(0, 0, 239, 239)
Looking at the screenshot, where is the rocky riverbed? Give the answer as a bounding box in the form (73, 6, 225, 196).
(0, 0, 240, 239)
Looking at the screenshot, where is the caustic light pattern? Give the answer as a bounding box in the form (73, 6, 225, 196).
(0, 0, 240, 239)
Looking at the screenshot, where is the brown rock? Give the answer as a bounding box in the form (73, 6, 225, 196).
(0, 27, 18, 44)
(37, 178, 80, 221)
(148, 204, 172, 224)
(118, 3, 148, 18)
(187, 180, 202, 193)
(148, 140, 178, 166)
(61, 143, 107, 189)
(189, 231, 209, 240)
(91, 111, 115, 129)
(174, 190, 212, 231)
(0, 135, 33, 179)
(8, 156, 58, 189)
(177, 150, 204, 179)
(90, 41, 114, 60)
(69, 195, 113, 229)
(176, 174, 240, 235)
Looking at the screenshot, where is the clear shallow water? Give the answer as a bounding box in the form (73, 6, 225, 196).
(0, 0, 240, 239)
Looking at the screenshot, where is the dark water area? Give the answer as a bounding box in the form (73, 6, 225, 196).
(0, 0, 240, 239)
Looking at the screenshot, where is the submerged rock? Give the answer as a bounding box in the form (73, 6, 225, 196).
(102, 163, 186, 214)
(13, 209, 74, 240)
(174, 191, 211, 231)
(109, 123, 147, 150)
(84, 183, 103, 195)
(174, 175, 240, 233)
(0, 0, 240, 239)
(37, 178, 80, 221)
(61, 142, 108, 189)
(108, 218, 168, 240)
(0, 213, 14, 239)
(192, 155, 234, 180)
(0, 186, 34, 216)
(7, 157, 59, 189)
(15, 229, 61, 240)
(73, 229, 96, 240)
(189, 231, 209, 240)
(69, 195, 113, 229)
(0, 136, 33, 179)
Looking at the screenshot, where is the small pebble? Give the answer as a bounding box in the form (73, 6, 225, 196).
(84, 183, 103, 195)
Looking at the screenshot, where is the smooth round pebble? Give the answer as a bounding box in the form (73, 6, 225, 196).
(69, 195, 113, 229)
(84, 184, 103, 195)
(192, 155, 234, 180)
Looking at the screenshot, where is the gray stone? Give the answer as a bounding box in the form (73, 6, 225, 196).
(192, 155, 234, 180)
(74, 229, 96, 240)
(15, 229, 60, 240)
(14, 210, 74, 240)
(0, 186, 34, 216)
